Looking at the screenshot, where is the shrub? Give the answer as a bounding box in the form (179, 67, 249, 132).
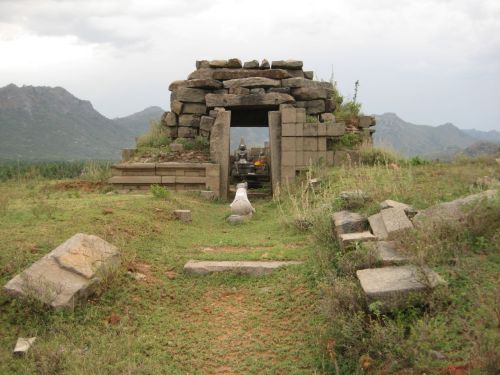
(175, 136, 210, 151)
(136, 120, 171, 149)
(80, 160, 112, 183)
(359, 144, 401, 165)
(150, 184, 171, 199)
(339, 133, 362, 148)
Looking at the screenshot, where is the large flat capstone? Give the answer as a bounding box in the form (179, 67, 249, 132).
(380, 208, 414, 236)
(184, 260, 302, 276)
(356, 266, 445, 309)
(363, 241, 408, 266)
(205, 93, 295, 108)
(3, 233, 120, 309)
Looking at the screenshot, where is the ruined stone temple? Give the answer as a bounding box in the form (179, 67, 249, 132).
(110, 58, 376, 198)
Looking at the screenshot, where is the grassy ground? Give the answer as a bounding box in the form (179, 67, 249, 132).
(0, 180, 327, 374)
(0, 156, 499, 374)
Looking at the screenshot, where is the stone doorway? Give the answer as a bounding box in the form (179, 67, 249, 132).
(229, 108, 276, 198)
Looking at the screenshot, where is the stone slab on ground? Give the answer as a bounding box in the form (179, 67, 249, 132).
(13, 337, 36, 355)
(380, 199, 417, 217)
(174, 210, 192, 222)
(339, 231, 376, 248)
(356, 265, 445, 310)
(226, 214, 249, 224)
(364, 241, 408, 266)
(332, 210, 368, 236)
(413, 190, 498, 226)
(184, 260, 303, 276)
(380, 208, 414, 236)
(3, 233, 120, 309)
(200, 190, 216, 200)
(368, 213, 388, 240)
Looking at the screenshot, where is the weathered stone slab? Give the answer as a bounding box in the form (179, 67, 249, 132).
(326, 122, 345, 136)
(3, 234, 120, 309)
(188, 68, 215, 80)
(179, 79, 224, 90)
(175, 87, 207, 103)
(295, 99, 326, 115)
(332, 210, 368, 236)
(364, 241, 408, 266)
(196, 60, 210, 69)
(205, 93, 295, 108)
(13, 337, 36, 355)
(291, 87, 329, 100)
(164, 112, 178, 126)
(282, 77, 333, 89)
(380, 208, 414, 236)
(260, 59, 270, 69)
(304, 71, 314, 79)
(243, 60, 259, 69)
(174, 210, 192, 222)
(413, 190, 498, 226)
(356, 266, 445, 309)
(250, 88, 265, 94)
(222, 77, 281, 88)
(359, 115, 376, 128)
(209, 58, 242, 69)
(268, 87, 291, 94)
(182, 103, 207, 115)
(320, 113, 335, 122)
(380, 199, 417, 218)
(200, 190, 216, 200)
(184, 260, 302, 276)
(177, 127, 197, 138)
(368, 213, 388, 240)
(228, 86, 250, 95)
(199, 115, 215, 132)
(179, 114, 201, 127)
(171, 100, 183, 115)
(271, 60, 303, 70)
(340, 231, 376, 248)
(212, 69, 291, 80)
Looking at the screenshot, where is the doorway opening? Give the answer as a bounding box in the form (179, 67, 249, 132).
(229, 108, 276, 198)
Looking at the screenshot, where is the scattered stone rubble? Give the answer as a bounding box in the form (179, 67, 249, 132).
(13, 337, 36, 355)
(3, 234, 120, 309)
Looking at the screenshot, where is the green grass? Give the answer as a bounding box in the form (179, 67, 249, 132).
(0, 180, 327, 374)
(0, 156, 499, 374)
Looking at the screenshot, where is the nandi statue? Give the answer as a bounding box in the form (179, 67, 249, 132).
(228, 183, 255, 223)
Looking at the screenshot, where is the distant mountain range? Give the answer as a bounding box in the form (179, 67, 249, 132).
(0, 84, 163, 160)
(373, 113, 499, 159)
(0, 84, 498, 161)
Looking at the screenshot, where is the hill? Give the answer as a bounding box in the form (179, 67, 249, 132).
(372, 113, 480, 157)
(0, 84, 163, 161)
(462, 128, 500, 143)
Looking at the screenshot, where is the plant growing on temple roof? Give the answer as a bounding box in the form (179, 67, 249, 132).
(136, 120, 171, 149)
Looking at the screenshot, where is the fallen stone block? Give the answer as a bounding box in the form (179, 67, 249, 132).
(413, 190, 498, 226)
(332, 210, 368, 236)
(340, 231, 376, 248)
(364, 241, 408, 266)
(183, 260, 303, 276)
(368, 213, 388, 240)
(13, 337, 36, 355)
(3, 233, 120, 309)
(380, 208, 414, 236)
(356, 265, 445, 310)
(174, 210, 192, 222)
(226, 214, 249, 224)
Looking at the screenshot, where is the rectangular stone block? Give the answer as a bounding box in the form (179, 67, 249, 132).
(282, 151, 296, 166)
(179, 114, 201, 127)
(318, 138, 327, 151)
(332, 211, 368, 236)
(281, 123, 295, 136)
(340, 231, 376, 248)
(363, 241, 408, 266)
(295, 137, 303, 151)
(161, 176, 175, 184)
(184, 260, 302, 276)
(171, 100, 183, 115)
(303, 138, 318, 151)
(199, 116, 215, 132)
(165, 112, 178, 126)
(380, 208, 414, 237)
(109, 176, 161, 184)
(178, 126, 197, 138)
(303, 123, 318, 136)
(281, 107, 297, 124)
(176, 87, 207, 103)
(368, 213, 389, 240)
(295, 151, 304, 166)
(325, 122, 346, 136)
(356, 266, 445, 310)
(281, 137, 295, 152)
(182, 103, 207, 115)
(296, 108, 306, 123)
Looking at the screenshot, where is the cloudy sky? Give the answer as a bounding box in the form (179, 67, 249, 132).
(0, 0, 499, 130)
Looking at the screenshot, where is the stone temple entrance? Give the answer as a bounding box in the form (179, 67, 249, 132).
(110, 58, 376, 199)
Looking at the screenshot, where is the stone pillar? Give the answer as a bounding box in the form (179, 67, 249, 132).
(210, 111, 231, 200)
(268, 111, 282, 195)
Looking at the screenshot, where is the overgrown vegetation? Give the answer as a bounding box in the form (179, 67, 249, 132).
(175, 136, 210, 151)
(136, 120, 171, 149)
(277, 154, 500, 373)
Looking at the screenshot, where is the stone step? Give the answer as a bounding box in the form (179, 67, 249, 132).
(356, 265, 445, 310)
(183, 260, 303, 276)
(339, 231, 376, 248)
(368, 213, 388, 240)
(364, 241, 409, 266)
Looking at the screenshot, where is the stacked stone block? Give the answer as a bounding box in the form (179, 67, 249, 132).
(161, 58, 366, 140)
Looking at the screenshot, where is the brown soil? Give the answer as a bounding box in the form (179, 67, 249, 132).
(53, 180, 105, 192)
